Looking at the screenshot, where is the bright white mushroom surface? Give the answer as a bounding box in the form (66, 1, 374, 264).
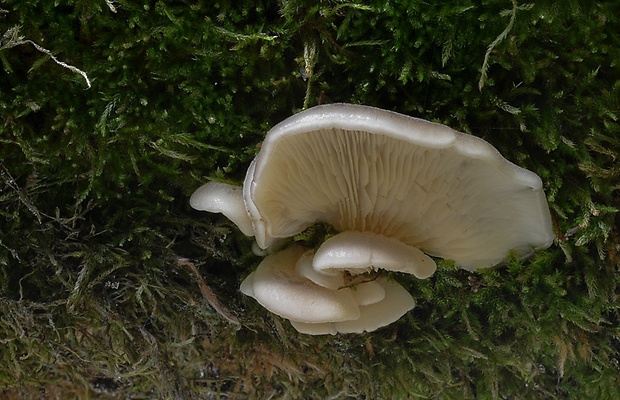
(240, 245, 416, 335)
(190, 103, 555, 334)
(244, 103, 554, 270)
(189, 182, 254, 236)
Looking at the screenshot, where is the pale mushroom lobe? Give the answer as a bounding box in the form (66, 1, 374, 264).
(348, 280, 386, 306)
(290, 278, 415, 335)
(334, 278, 415, 334)
(294, 249, 344, 290)
(189, 182, 254, 237)
(244, 103, 554, 270)
(313, 231, 437, 279)
(294, 248, 387, 302)
(240, 245, 360, 323)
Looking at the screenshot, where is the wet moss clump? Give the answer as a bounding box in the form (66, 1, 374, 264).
(1, 0, 619, 398)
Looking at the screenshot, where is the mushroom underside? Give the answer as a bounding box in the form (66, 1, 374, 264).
(248, 118, 553, 270)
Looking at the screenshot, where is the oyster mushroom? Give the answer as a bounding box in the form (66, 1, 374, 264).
(190, 182, 253, 236)
(240, 245, 415, 335)
(242, 103, 554, 270)
(190, 103, 555, 333)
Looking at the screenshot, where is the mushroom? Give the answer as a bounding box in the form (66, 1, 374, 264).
(290, 278, 415, 335)
(189, 182, 254, 236)
(313, 230, 436, 279)
(190, 103, 555, 333)
(241, 103, 554, 270)
(240, 244, 415, 335)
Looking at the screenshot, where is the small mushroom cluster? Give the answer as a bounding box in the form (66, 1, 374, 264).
(190, 104, 554, 334)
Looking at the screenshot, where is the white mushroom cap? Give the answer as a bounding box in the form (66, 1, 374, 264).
(189, 182, 254, 236)
(290, 278, 415, 335)
(240, 245, 360, 323)
(243, 103, 554, 270)
(294, 247, 387, 304)
(294, 248, 344, 290)
(313, 231, 436, 279)
(348, 280, 385, 306)
(240, 245, 416, 334)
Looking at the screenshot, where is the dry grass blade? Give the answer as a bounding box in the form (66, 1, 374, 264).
(176, 258, 241, 328)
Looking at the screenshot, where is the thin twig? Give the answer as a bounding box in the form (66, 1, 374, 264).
(1, 26, 91, 88)
(177, 258, 241, 328)
(1, 165, 42, 224)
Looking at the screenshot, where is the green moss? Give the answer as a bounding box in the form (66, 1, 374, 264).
(1, 0, 618, 398)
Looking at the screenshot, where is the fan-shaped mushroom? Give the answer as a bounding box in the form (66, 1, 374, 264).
(242, 104, 554, 270)
(240, 245, 415, 335)
(190, 103, 554, 333)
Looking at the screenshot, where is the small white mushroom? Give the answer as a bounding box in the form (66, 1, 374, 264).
(313, 231, 436, 279)
(290, 278, 415, 335)
(240, 245, 360, 324)
(295, 247, 387, 304)
(347, 280, 385, 306)
(189, 182, 254, 236)
(294, 248, 344, 290)
(240, 245, 415, 335)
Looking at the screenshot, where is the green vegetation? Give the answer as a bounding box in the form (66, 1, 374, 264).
(1, 0, 618, 398)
